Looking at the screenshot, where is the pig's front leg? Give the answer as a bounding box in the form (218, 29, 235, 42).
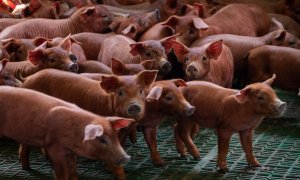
(46, 147, 69, 180)
(106, 163, 126, 180)
(66, 154, 78, 180)
(174, 123, 187, 157)
(239, 129, 260, 167)
(142, 126, 165, 167)
(217, 129, 233, 173)
(177, 120, 200, 159)
(19, 144, 31, 170)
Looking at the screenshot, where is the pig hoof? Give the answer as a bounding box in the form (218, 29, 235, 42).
(245, 164, 270, 172)
(193, 156, 200, 160)
(22, 166, 31, 171)
(218, 167, 229, 174)
(154, 160, 166, 167)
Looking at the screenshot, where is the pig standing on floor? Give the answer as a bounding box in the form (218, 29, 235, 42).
(174, 75, 286, 173)
(0, 86, 133, 180)
(171, 39, 234, 87)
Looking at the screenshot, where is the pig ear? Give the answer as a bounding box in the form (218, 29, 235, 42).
(129, 43, 144, 56)
(21, 6, 31, 17)
(28, 49, 44, 65)
(100, 75, 121, 93)
(122, 24, 136, 35)
(193, 3, 205, 18)
(0, 59, 8, 72)
(111, 58, 126, 75)
(29, 0, 42, 12)
(58, 35, 72, 52)
(161, 34, 178, 53)
(171, 40, 189, 63)
(193, 17, 209, 30)
(146, 86, 163, 102)
(206, 40, 223, 60)
(141, 59, 155, 70)
(136, 70, 158, 88)
(83, 124, 104, 141)
(161, 16, 179, 28)
(33, 37, 52, 47)
(3, 40, 20, 54)
(165, 0, 177, 11)
(273, 30, 286, 45)
(235, 87, 251, 103)
(172, 79, 187, 87)
(263, 74, 276, 86)
(106, 117, 135, 131)
(53, 1, 60, 15)
(80, 7, 96, 23)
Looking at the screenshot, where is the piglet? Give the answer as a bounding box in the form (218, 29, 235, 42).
(0, 59, 22, 87)
(174, 75, 286, 173)
(171, 39, 234, 87)
(0, 86, 133, 179)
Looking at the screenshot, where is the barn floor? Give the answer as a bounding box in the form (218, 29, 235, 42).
(0, 89, 299, 179)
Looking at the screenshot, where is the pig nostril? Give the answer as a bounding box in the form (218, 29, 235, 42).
(278, 102, 287, 112)
(187, 66, 198, 74)
(127, 104, 141, 116)
(116, 155, 131, 166)
(185, 106, 195, 117)
(69, 63, 79, 73)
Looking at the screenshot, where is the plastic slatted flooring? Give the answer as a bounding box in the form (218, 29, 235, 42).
(0, 89, 299, 179)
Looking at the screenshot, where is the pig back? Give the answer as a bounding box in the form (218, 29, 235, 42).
(98, 35, 140, 65)
(0, 86, 78, 145)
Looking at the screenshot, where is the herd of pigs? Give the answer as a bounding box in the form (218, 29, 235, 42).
(0, 0, 299, 179)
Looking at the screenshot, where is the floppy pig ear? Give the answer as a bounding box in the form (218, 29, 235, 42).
(3, 41, 20, 54)
(100, 75, 121, 93)
(206, 40, 223, 59)
(33, 37, 52, 47)
(193, 17, 209, 30)
(263, 74, 276, 86)
(193, 3, 205, 18)
(136, 70, 158, 88)
(106, 117, 135, 131)
(161, 34, 178, 53)
(171, 40, 189, 63)
(28, 49, 44, 65)
(129, 43, 144, 56)
(80, 7, 96, 23)
(122, 24, 136, 35)
(111, 58, 126, 75)
(141, 59, 155, 70)
(172, 79, 187, 87)
(235, 87, 251, 103)
(272, 30, 286, 45)
(161, 16, 179, 28)
(0, 59, 8, 72)
(83, 124, 104, 141)
(146, 86, 163, 102)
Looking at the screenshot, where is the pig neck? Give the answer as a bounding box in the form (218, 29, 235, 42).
(7, 61, 42, 77)
(260, 31, 278, 45)
(58, 17, 84, 35)
(90, 88, 115, 116)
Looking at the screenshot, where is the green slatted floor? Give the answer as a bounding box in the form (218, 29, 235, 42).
(0, 89, 299, 179)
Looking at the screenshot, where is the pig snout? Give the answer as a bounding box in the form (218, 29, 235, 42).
(116, 154, 131, 166)
(69, 54, 77, 63)
(127, 103, 142, 117)
(159, 61, 172, 75)
(185, 104, 195, 117)
(69, 63, 79, 73)
(187, 65, 199, 76)
(274, 99, 287, 116)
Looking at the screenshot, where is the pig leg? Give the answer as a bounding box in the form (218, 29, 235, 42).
(190, 123, 200, 140)
(217, 129, 233, 173)
(174, 123, 187, 157)
(129, 127, 137, 144)
(46, 147, 69, 180)
(19, 144, 31, 170)
(66, 154, 78, 180)
(239, 130, 260, 167)
(105, 163, 126, 180)
(142, 126, 165, 167)
(177, 120, 200, 159)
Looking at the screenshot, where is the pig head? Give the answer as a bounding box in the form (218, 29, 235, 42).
(0, 59, 22, 87)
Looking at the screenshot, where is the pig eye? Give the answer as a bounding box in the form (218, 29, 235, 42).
(165, 95, 172, 101)
(288, 38, 296, 45)
(139, 89, 144, 95)
(17, 50, 22, 54)
(202, 56, 208, 61)
(49, 58, 56, 63)
(69, 54, 77, 63)
(97, 136, 107, 144)
(117, 89, 124, 97)
(145, 52, 151, 57)
(184, 57, 189, 63)
(3, 75, 10, 80)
